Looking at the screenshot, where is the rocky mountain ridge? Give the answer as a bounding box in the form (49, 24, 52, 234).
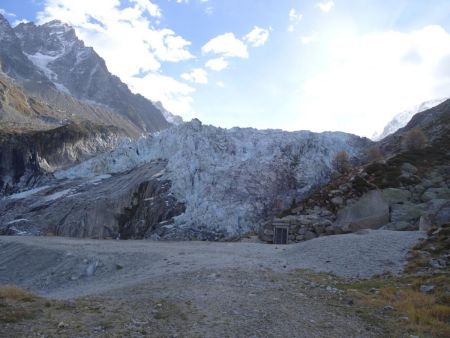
(0, 14, 170, 134)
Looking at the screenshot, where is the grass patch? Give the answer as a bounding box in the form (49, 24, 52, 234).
(290, 268, 450, 337)
(0, 285, 37, 323)
(0, 285, 35, 302)
(337, 274, 450, 338)
(152, 299, 188, 321)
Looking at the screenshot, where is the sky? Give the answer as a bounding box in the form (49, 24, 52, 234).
(1, 0, 450, 138)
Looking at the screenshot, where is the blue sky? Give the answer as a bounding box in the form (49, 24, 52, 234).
(1, 0, 450, 137)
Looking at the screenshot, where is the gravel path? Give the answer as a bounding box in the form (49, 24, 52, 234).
(283, 229, 425, 278)
(0, 230, 425, 337)
(0, 230, 424, 298)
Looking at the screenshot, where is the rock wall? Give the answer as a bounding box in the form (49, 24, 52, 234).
(0, 122, 124, 195)
(0, 161, 185, 238)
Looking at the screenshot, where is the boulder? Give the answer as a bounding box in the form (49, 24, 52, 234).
(418, 216, 432, 232)
(401, 163, 418, 175)
(382, 221, 415, 231)
(433, 201, 450, 226)
(331, 196, 344, 206)
(304, 231, 317, 241)
(421, 187, 450, 202)
(334, 190, 389, 232)
(381, 188, 411, 204)
(391, 202, 427, 223)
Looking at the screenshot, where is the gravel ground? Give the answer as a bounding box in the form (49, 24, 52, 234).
(0, 230, 425, 337)
(0, 230, 424, 298)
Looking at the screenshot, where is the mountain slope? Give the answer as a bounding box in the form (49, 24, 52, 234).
(267, 98, 450, 243)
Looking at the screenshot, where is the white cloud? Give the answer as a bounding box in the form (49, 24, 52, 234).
(316, 1, 335, 13)
(175, 0, 213, 15)
(37, 0, 196, 117)
(181, 68, 208, 84)
(13, 19, 30, 27)
(301, 34, 318, 44)
(244, 26, 270, 48)
(128, 73, 197, 120)
(204, 6, 214, 15)
(202, 32, 249, 58)
(289, 8, 302, 22)
(130, 0, 161, 17)
(216, 81, 225, 87)
(205, 57, 228, 71)
(0, 8, 16, 17)
(294, 25, 450, 137)
(288, 8, 303, 33)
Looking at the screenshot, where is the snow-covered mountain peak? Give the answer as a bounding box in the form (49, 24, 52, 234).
(153, 101, 184, 125)
(15, 20, 80, 58)
(373, 98, 447, 140)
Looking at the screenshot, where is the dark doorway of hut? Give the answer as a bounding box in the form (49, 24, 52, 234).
(273, 226, 288, 245)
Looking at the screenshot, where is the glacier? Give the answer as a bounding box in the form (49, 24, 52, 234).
(55, 119, 371, 239)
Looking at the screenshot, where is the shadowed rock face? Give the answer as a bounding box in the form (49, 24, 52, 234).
(0, 122, 124, 196)
(0, 160, 185, 238)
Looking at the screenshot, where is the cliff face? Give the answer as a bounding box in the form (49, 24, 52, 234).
(0, 160, 185, 239)
(0, 122, 124, 196)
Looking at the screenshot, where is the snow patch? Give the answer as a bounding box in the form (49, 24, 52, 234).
(6, 219, 29, 225)
(43, 189, 73, 202)
(7, 186, 50, 200)
(25, 51, 70, 94)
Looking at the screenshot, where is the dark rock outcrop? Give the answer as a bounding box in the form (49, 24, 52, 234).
(0, 122, 123, 195)
(0, 160, 185, 238)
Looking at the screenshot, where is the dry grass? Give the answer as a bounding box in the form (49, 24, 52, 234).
(338, 274, 450, 338)
(0, 285, 37, 324)
(0, 285, 35, 302)
(292, 267, 450, 337)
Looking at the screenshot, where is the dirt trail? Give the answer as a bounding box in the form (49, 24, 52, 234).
(0, 230, 424, 337)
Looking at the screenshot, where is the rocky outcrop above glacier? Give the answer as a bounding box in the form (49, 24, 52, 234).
(52, 120, 371, 240)
(0, 160, 185, 238)
(0, 122, 124, 196)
